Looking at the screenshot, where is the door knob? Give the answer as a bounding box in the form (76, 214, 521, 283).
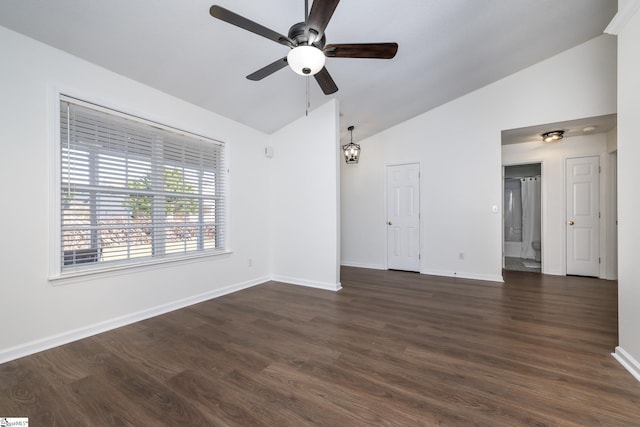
(387, 221, 392, 225)
(568, 220, 575, 225)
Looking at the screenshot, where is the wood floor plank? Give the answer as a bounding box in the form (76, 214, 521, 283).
(1, 267, 640, 425)
(167, 369, 264, 426)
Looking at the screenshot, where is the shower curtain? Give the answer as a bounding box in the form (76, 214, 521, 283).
(504, 179, 522, 242)
(520, 176, 541, 259)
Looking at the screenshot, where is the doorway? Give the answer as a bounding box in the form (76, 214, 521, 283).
(503, 163, 542, 273)
(386, 163, 420, 272)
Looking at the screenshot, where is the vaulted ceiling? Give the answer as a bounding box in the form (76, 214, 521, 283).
(0, 0, 617, 143)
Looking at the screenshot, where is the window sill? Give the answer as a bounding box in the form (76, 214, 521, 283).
(49, 250, 232, 286)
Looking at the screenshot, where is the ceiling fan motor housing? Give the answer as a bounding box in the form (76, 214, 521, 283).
(288, 22, 326, 49)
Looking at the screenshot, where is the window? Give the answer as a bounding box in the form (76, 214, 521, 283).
(58, 96, 226, 274)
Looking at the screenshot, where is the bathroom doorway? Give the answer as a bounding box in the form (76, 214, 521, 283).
(503, 163, 542, 273)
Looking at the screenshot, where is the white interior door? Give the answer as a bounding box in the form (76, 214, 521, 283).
(386, 163, 420, 272)
(566, 156, 600, 277)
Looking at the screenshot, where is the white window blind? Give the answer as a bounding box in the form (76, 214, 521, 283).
(59, 96, 226, 272)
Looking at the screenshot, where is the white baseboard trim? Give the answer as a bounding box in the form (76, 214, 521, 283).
(0, 276, 269, 365)
(612, 346, 640, 383)
(270, 275, 342, 291)
(420, 269, 504, 283)
(342, 264, 504, 284)
(340, 261, 386, 270)
(541, 269, 564, 276)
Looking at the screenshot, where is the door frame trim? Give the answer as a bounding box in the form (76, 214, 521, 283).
(502, 160, 546, 274)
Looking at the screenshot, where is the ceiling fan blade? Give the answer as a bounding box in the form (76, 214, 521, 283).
(314, 67, 338, 95)
(246, 57, 289, 81)
(307, 0, 340, 38)
(324, 43, 398, 59)
(210, 5, 293, 48)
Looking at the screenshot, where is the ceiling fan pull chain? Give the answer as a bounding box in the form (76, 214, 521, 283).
(306, 76, 310, 116)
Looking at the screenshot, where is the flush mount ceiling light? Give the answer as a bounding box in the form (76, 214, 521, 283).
(287, 45, 326, 76)
(541, 130, 564, 143)
(342, 125, 361, 164)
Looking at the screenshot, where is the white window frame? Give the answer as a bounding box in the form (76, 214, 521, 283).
(49, 89, 230, 283)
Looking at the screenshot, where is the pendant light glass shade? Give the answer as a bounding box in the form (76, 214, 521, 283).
(287, 46, 326, 76)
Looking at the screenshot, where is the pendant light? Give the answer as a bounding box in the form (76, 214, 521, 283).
(342, 125, 361, 164)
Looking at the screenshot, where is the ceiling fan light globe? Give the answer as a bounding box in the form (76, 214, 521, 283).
(287, 46, 326, 76)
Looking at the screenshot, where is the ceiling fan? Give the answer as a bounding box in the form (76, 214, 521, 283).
(209, 0, 398, 95)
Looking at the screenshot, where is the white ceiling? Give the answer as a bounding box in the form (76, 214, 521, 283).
(501, 114, 617, 145)
(0, 0, 617, 144)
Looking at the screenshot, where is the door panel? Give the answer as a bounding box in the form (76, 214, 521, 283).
(573, 228, 593, 260)
(386, 163, 420, 272)
(566, 156, 599, 277)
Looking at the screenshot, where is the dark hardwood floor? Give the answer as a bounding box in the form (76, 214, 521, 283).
(2, 267, 640, 426)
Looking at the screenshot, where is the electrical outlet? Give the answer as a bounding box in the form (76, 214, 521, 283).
(248, 258, 253, 267)
(459, 252, 464, 260)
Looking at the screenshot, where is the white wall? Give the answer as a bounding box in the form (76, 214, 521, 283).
(270, 100, 341, 290)
(614, 0, 640, 381)
(502, 134, 611, 277)
(341, 35, 616, 282)
(0, 27, 273, 361)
